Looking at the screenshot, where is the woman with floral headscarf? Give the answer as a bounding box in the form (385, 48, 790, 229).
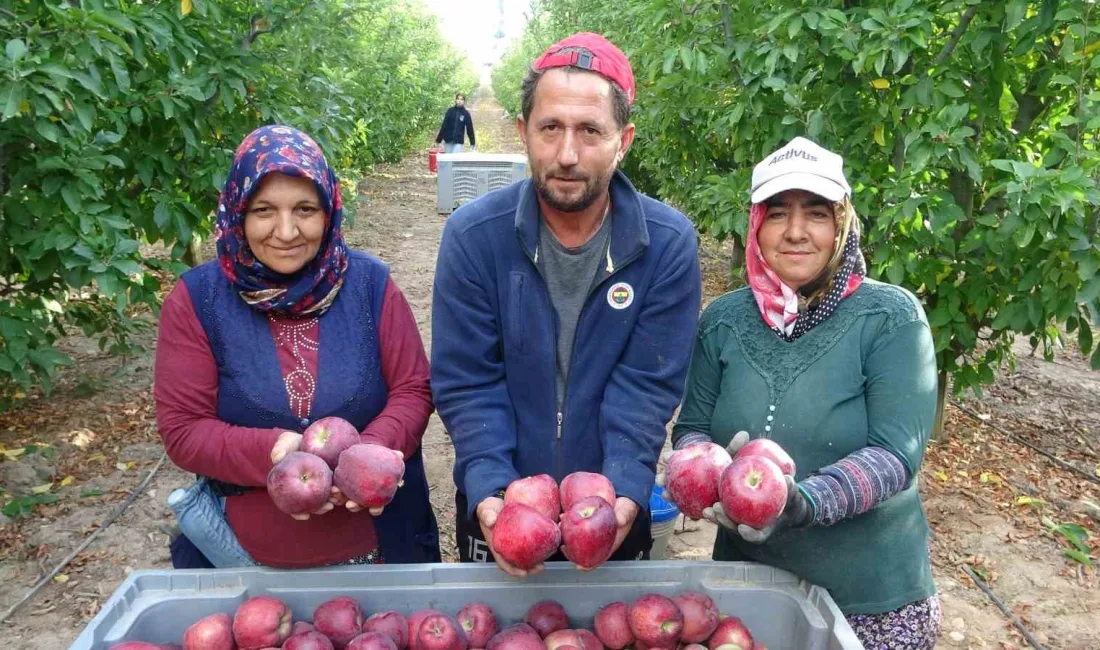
(154, 125, 440, 569)
(665, 137, 941, 649)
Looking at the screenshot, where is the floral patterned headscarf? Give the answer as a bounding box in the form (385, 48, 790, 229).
(215, 125, 349, 316)
(745, 196, 866, 341)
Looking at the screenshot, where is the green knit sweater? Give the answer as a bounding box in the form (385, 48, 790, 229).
(672, 279, 937, 614)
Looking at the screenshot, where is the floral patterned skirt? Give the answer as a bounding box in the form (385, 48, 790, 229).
(846, 596, 941, 650)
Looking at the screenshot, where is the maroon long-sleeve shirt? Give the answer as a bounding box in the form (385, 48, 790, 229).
(154, 277, 433, 567)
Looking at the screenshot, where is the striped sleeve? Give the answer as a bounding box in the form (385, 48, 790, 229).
(799, 446, 911, 526)
(673, 431, 713, 450)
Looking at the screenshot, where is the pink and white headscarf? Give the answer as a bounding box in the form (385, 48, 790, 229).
(745, 199, 866, 341)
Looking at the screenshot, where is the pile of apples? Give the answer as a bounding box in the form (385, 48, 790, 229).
(266, 417, 405, 515)
(493, 471, 620, 571)
(663, 439, 796, 528)
(109, 590, 764, 650)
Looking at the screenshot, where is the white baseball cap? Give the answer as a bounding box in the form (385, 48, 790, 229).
(750, 136, 851, 204)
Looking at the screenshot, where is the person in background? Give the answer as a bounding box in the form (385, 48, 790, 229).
(431, 32, 702, 576)
(435, 93, 476, 154)
(665, 136, 940, 649)
(154, 124, 440, 569)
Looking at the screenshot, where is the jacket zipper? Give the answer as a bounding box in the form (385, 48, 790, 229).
(555, 241, 646, 476)
(521, 230, 647, 479)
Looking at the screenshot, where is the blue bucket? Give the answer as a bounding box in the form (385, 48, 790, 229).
(649, 485, 681, 559)
(650, 485, 680, 523)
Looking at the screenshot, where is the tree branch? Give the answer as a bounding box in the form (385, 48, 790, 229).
(933, 6, 979, 67)
(720, 3, 734, 50)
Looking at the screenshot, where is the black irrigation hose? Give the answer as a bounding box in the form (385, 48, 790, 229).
(962, 565, 1048, 650)
(0, 451, 167, 626)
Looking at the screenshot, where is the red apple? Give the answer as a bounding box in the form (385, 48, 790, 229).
(348, 632, 399, 650)
(627, 594, 683, 649)
(486, 624, 545, 650)
(707, 617, 754, 650)
(559, 472, 615, 511)
(672, 593, 718, 644)
(302, 416, 361, 468)
(407, 610, 446, 650)
(560, 496, 616, 569)
(314, 596, 365, 649)
(718, 456, 787, 529)
(233, 595, 292, 649)
(417, 614, 468, 650)
(664, 443, 733, 519)
(183, 612, 234, 650)
(363, 611, 408, 648)
(293, 622, 317, 636)
(525, 600, 569, 638)
(457, 602, 500, 649)
(593, 602, 632, 650)
(544, 630, 602, 650)
(285, 631, 337, 650)
(734, 439, 795, 477)
(573, 630, 601, 650)
(505, 474, 561, 522)
(491, 503, 561, 571)
(267, 451, 333, 515)
(334, 444, 405, 508)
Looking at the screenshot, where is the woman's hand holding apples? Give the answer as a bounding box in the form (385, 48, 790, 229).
(268, 422, 406, 520)
(704, 474, 810, 542)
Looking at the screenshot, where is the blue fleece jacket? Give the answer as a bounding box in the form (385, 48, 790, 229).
(431, 171, 702, 519)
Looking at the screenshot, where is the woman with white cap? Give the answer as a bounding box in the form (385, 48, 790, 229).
(666, 137, 941, 648)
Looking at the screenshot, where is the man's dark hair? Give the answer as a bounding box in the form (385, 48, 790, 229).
(520, 47, 631, 129)
(455, 93, 465, 101)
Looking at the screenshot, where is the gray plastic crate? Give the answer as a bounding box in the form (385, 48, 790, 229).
(70, 561, 863, 650)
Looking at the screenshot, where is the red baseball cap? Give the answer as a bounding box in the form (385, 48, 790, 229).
(532, 32, 636, 104)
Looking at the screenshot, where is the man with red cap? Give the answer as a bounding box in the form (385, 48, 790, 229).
(431, 32, 702, 575)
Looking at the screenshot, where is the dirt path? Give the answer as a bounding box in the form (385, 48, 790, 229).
(0, 91, 1097, 649)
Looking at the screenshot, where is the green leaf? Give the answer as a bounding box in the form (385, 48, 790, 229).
(3, 80, 24, 120)
(74, 102, 94, 131)
(1014, 223, 1036, 248)
(1079, 276, 1100, 304)
(1006, 0, 1027, 29)
(35, 120, 60, 143)
(112, 259, 143, 276)
(1079, 321, 1094, 356)
(96, 272, 119, 299)
(807, 109, 825, 138)
(130, 106, 143, 125)
(154, 203, 171, 229)
(928, 305, 952, 328)
(662, 49, 677, 75)
(939, 81, 965, 98)
(71, 70, 105, 99)
(1063, 549, 1094, 566)
(6, 39, 27, 63)
(680, 46, 693, 72)
(109, 54, 131, 93)
(1092, 346, 1100, 371)
(788, 16, 803, 39)
(60, 186, 82, 214)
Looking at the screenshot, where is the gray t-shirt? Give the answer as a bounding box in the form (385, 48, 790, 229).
(537, 213, 612, 409)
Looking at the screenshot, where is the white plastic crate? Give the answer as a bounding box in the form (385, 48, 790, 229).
(437, 152, 529, 214)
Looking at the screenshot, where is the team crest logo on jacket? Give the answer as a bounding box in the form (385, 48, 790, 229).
(607, 282, 634, 310)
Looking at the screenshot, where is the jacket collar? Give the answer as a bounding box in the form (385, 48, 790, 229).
(515, 169, 650, 271)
